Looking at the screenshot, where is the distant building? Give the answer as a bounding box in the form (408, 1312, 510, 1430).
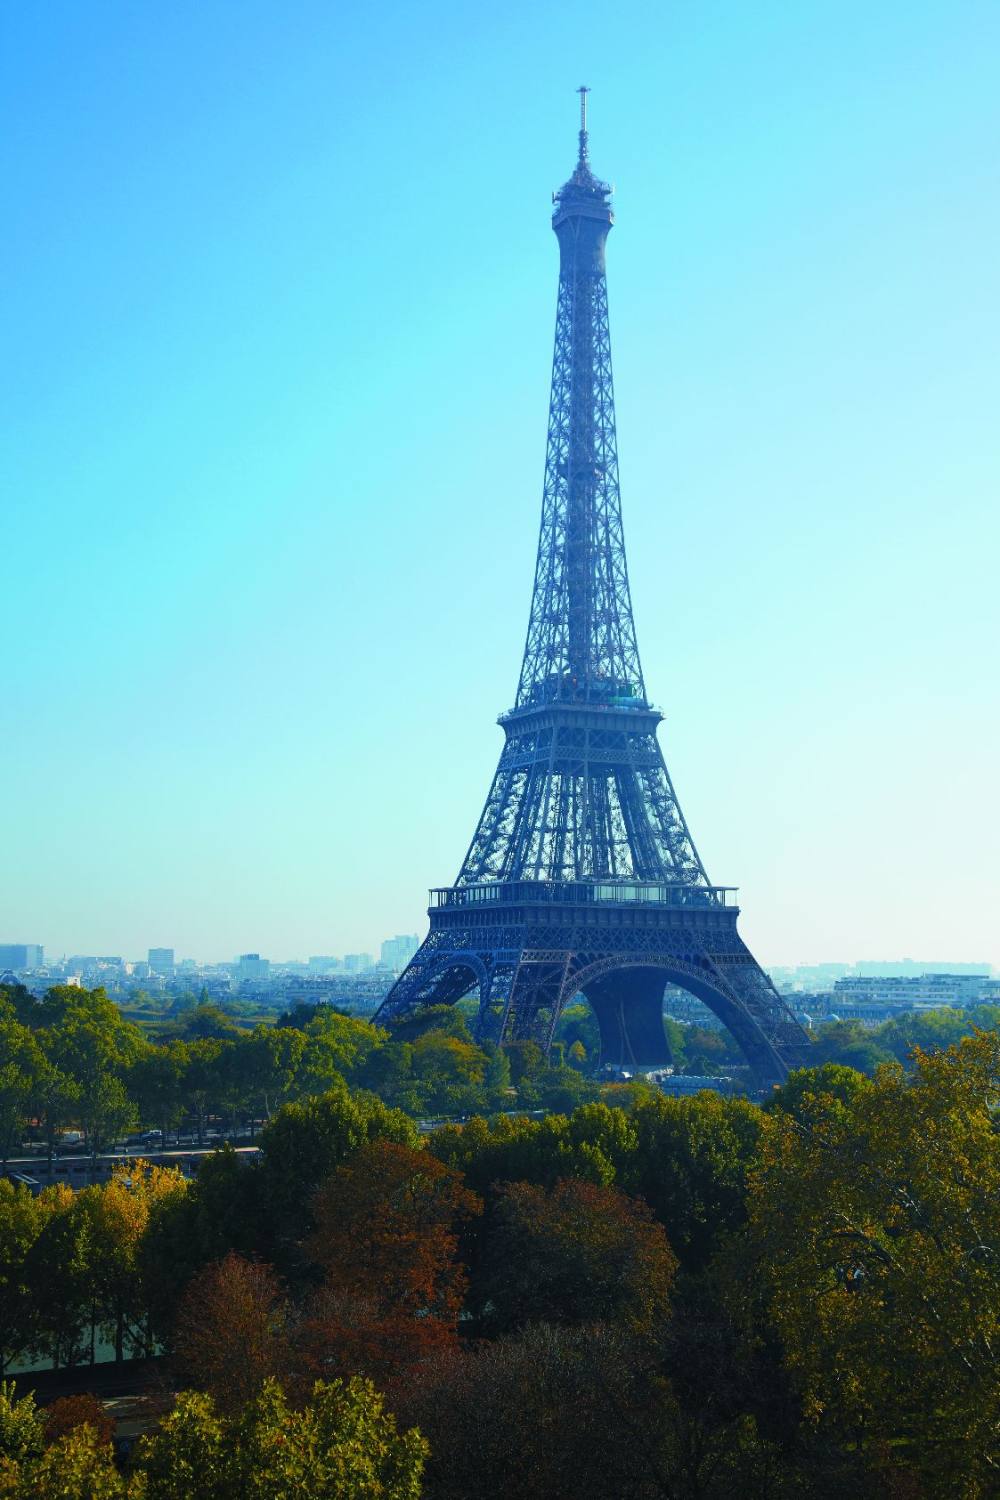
(832, 972, 992, 1010)
(236, 953, 270, 980)
(308, 955, 342, 973)
(343, 953, 374, 974)
(380, 934, 419, 972)
(0, 944, 44, 969)
(148, 948, 175, 975)
(661, 984, 724, 1030)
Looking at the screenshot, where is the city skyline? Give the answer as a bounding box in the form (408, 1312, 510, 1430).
(4, 3, 999, 966)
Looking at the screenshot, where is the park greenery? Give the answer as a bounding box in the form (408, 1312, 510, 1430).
(2, 981, 1000, 1495)
(4, 981, 1000, 1171)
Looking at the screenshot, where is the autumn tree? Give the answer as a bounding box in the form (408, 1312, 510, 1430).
(172, 1252, 292, 1414)
(75, 1160, 188, 1361)
(43, 1394, 115, 1447)
(478, 1176, 677, 1336)
(748, 1031, 1000, 1494)
(301, 1140, 481, 1384)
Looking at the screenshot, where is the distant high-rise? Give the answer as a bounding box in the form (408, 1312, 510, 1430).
(308, 955, 342, 972)
(0, 944, 44, 969)
(148, 947, 175, 975)
(343, 953, 374, 975)
(380, 934, 420, 972)
(236, 953, 270, 980)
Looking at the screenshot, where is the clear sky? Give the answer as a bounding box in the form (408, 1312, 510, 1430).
(2, 2, 998, 967)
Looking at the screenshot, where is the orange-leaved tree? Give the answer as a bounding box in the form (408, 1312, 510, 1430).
(300, 1140, 481, 1385)
(172, 1251, 293, 1414)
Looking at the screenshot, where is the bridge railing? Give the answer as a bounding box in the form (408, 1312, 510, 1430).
(429, 880, 737, 910)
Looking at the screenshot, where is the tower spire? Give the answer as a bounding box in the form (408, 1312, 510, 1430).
(577, 83, 590, 167)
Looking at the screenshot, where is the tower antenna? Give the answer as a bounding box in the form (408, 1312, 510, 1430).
(577, 84, 590, 165)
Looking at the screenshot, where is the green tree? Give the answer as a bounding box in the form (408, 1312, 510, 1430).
(878, 1005, 972, 1063)
(749, 1031, 1000, 1494)
(765, 1062, 873, 1122)
(409, 1030, 488, 1115)
(182, 1037, 231, 1144)
(622, 1091, 763, 1272)
(430, 1107, 623, 1197)
(0, 1010, 45, 1168)
(136, 1377, 427, 1500)
(124, 1041, 189, 1141)
(0, 1380, 130, 1498)
(808, 1019, 895, 1074)
(241, 1026, 308, 1119)
(36, 987, 143, 1157)
(0, 1379, 44, 1465)
(0, 1183, 65, 1372)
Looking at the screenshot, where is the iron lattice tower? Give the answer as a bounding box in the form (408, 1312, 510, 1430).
(376, 93, 810, 1085)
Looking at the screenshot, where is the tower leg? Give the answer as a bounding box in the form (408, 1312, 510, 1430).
(583, 968, 670, 1070)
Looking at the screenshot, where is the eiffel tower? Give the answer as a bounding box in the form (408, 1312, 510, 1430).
(376, 92, 811, 1086)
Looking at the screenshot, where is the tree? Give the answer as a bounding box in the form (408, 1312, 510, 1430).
(878, 1005, 972, 1063)
(479, 1176, 677, 1336)
(409, 1031, 487, 1115)
(0, 1182, 56, 1373)
(43, 1394, 115, 1446)
(138, 1147, 269, 1344)
(136, 1377, 427, 1500)
(171, 1003, 241, 1041)
(181, 1037, 230, 1145)
(257, 1088, 419, 1252)
(240, 1026, 307, 1120)
(21, 1185, 94, 1369)
(76, 1161, 188, 1361)
(0, 1379, 44, 1465)
(430, 1103, 632, 1198)
(765, 1063, 872, 1122)
(0, 1010, 45, 1168)
(35, 987, 143, 1158)
(748, 1031, 1000, 1494)
(0, 1380, 125, 1499)
(807, 1019, 894, 1074)
(124, 1041, 189, 1141)
(172, 1252, 292, 1414)
(622, 1091, 763, 1272)
(397, 1321, 784, 1500)
(302, 1009, 384, 1081)
(301, 1141, 481, 1385)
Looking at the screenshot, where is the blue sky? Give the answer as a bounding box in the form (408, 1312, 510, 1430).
(2, 1, 998, 966)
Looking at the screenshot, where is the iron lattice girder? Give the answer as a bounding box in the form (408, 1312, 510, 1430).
(374, 113, 812, 1087)
(517, 172, 642, 710)
(456, 703, 706, 886)
(380, 888, 811, 1085)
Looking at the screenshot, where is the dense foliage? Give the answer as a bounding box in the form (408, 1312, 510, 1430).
(4, 982, 1000, 1496)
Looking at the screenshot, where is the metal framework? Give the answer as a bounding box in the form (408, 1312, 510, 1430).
(376, 93, 811, 1085)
